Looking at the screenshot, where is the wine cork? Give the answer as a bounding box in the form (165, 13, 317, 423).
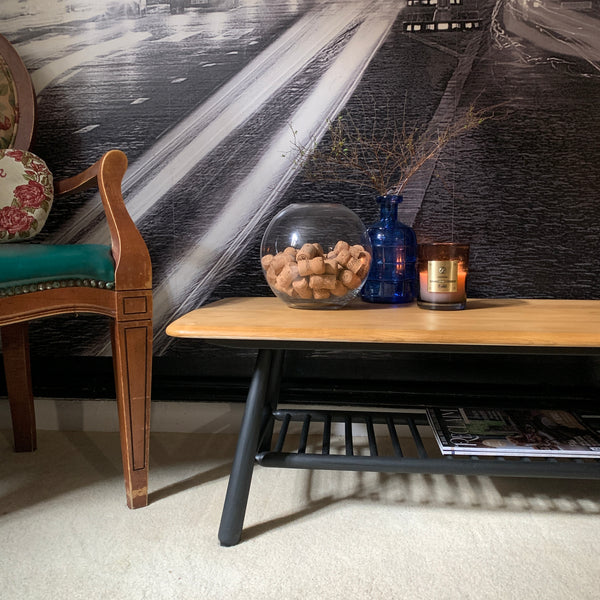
(331, 280, 348, 296)
(324, 258, 338, 275)
(297, 259, 311, 277)
(350, 244, 366, 258)
(293, 278, 313, 299)
(346, 256, 363, 275)
(335, 249, 351, 267)
(309, 273, 337, 290)
(308, 256, 325, 275)
(266, 266, 277, 286)
(313, 288, 331, 300)
(340, 269, 362, 289)
(261, 254, 274, 270)
(296, 243, 319, 261)
(293, 276, 309, 292)
(270, 252, 289, 275)
(356, 256, 371, 279)
(348, 250, 371, 276)
(276, 263, 299, 289)
(334, 240, 350, 254)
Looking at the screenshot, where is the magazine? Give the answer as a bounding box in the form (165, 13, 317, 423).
(426, 407, 600, 458)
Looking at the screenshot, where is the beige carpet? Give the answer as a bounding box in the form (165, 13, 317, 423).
(2, 428, 600, 600)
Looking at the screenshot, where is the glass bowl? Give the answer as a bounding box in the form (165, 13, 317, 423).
(260, 203, 372, 309)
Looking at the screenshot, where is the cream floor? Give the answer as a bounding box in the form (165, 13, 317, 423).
(2, 426, 600, 600)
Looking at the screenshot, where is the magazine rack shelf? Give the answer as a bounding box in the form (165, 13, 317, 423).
(165, 297, 600, 546)
(257, 408, 600, 480)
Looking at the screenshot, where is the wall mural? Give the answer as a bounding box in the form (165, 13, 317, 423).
(2, 0, 600, 362)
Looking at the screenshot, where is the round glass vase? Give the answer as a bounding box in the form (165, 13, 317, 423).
(260, 203, 372, 309)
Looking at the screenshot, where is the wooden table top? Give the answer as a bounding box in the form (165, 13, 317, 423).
(165, 297, 600, 350)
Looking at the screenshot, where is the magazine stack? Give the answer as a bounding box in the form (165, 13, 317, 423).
(426, 407, 600, 458)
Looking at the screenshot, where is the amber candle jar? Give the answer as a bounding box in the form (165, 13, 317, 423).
(417, 243, 469, 310)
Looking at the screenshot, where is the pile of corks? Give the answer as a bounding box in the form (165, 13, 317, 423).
(261, 240, 371, 300)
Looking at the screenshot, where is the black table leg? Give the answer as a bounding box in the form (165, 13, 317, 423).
(258, 349, 285, 453)
(218, 348, 278, 546)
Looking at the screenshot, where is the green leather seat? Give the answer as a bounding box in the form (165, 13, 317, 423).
(0, 244, 115, 295)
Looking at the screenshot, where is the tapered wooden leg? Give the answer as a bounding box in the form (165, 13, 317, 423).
(1, 323, 36, 452)
(111, 318, 152, 509)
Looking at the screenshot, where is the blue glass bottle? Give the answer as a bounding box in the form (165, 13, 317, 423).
(360, 195, 417, 303)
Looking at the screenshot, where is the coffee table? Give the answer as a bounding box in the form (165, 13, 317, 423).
(166, 297, 600, 546)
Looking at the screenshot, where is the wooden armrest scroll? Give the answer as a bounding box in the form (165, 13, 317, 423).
(54, 149, 151, 291)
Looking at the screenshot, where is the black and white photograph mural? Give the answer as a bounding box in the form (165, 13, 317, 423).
(2, 0, 600, 365)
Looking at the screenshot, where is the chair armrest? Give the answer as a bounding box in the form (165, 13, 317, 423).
(53, 149, 152, 291)
(53, 160, 101, 196)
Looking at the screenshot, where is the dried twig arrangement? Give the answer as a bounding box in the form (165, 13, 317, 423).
(290, 104, 493, 196)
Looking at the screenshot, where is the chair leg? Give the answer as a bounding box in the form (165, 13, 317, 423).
(1, 323, 36, 452)
(111, 318, 152, 509)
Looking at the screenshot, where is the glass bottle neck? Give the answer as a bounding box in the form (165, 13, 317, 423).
(378, 195, 401, 222)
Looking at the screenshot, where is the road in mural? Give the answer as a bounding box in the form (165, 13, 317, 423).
(2, 0, 600, 356)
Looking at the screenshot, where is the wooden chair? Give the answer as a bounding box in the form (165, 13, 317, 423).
(0, 34, 152, 509)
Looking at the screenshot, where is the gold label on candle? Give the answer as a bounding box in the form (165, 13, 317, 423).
(428, 260, 458, 293)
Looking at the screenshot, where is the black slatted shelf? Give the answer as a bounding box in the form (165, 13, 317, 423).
(255, 409, 600, 480)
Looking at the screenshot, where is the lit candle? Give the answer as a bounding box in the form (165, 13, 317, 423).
(417, 242, 470, 310)
(419, 266, 467, 304)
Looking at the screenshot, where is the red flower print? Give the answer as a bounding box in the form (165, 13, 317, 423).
(29, 161, 47, 173)
(15, 180, 46, 208)
(5, 149, 24, 161)
(0, 206, 34, 234)
(0, 116, 11, 131)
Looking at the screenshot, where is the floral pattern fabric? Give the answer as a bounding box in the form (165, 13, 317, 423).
(0, 149, 53, 242)
(0, 55, 17, 150)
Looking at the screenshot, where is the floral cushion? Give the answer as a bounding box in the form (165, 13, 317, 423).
(0, 149, 53, 242)
(0, 55, 17, 150)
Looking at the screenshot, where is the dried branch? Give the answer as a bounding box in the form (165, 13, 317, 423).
(289, 104, 494, 197)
